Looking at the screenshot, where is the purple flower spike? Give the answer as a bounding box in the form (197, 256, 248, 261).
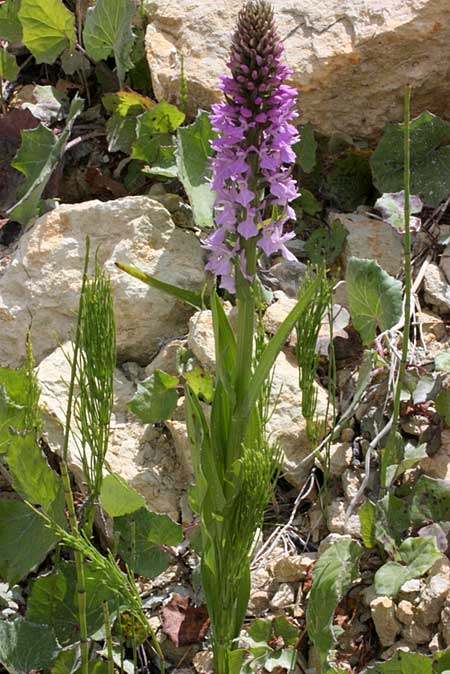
(203, 0, 299, 292)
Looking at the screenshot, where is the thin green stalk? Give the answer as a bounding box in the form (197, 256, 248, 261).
(102, 601, 115, 674)
(61, 238, 91, 674)
(391, 85, 412, 430)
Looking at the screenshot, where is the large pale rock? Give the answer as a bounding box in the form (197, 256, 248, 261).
(37, 343, 186, 517)
(184, 308, 329, 488)
(0, 197, 205, 368)
(333, 212, 404, 277)
(144, 0, 450, 138)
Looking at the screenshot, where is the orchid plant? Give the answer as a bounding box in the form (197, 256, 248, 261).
(118, 2, 319, 671)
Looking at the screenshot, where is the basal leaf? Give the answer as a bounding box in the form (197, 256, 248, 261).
(0, 618, 60, 673)
(7, 95, 83, 224)
(19, 0, 75, 65)
(346, 257, 402, 345)
(0, 0, 22, 42)
(374, 536, 441, 597)
(436, 389, 450, 425)
(115, 507, 182, 578)
(371, 111, 450, 207)
(0, 46, 19, 81)
(132, 102, 185, 171)
(100, 473, 145, 517)
(410, 476, 450, 525)
(27, 561, 118, 645)
(0, 499, 59, 584)
(128, 369, 179, 424)
(306, 539, 361, 668)
(83, 0, 136, 86)
(176, 110, 217, 229)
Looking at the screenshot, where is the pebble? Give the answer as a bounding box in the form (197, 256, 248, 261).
(370, 596, 401, 646)
(271, 553, 318, 583)
(270, 583, 295, 610)
(395, 600, 414, 625)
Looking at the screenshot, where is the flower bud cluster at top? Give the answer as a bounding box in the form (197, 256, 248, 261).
(204, 0, 300, 293)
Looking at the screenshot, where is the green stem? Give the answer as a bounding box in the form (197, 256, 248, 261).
(391, 85, 412, 430)
(61, 238, 91, 674)
(102, 601, 115, 674)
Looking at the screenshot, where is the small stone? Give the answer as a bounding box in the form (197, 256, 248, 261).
(418, 310, 447, 342)
(399, 578, 422, 596)
(430, 556, 450, 577)
(381, 641, 413, 660)
(270, 583, 295, 610)
(424, 263, 450, 314)
(327, 499, 361, 537)
(145, 339, 186, 377)
(342, 469, 363, 501)
(429, 632, 442, 653)
(440, 605, 450, 646)
(318, 533, 353, 554)
(319, 442, 352, 477)
(370, 596, 401, 646)
(402, 620, 431, 645)
(340, 427, 355, 443)
(396, 600, 414, 625)
(1, 608, 17, 618)
(272, 553, 318, 582)
(263, 293, 297, 344)
(248, 591, 271, 616)
(416, 573, 450, 625)
(121, 361, 141, 382)
(193, 650, 213, 674)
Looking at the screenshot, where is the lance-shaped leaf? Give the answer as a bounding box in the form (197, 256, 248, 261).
(115, 261, 206, 309)
(7, 96, 83, 224)
(176, 111, 217, 229)
(83, 0, 136, 86)
(18, 0, 75, 65)
(346, 257, 402, 345)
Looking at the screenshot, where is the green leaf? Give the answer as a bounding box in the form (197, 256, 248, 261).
(371, 111, 450, 207)
(176, 110, 217, 229)
(346, 257, 402, 345)
(18, 0, 75, 64)
(247, 618, 272, 643)
(294, 122, 317, 173)
(381, 430, 404, 489)
(51, 648, 78, 674)
(327, 149, 372, 211)
(306, 539, 361, 668)
(27, 561, 118, 645)
(435, 352, 450, 373)
(0, 618, 60, 673)
(0, 0, 22, 42)
(359, 500, 376, 549)
(83, 0, 135, 86)
(296, 188, 322, 216)
(374, 494, 411, 556)
(100, 473, 145, 517)
(7, 96, 83, 224)
(410, 476, 450, 524)
(364, 650, 432, 673)
(115, 261, 205, 309)
(115, 507, 182, 578)
(132, 102, 185, 172)
(436, 390, 450, 425)
(183, 366, 214, 403)
(273, 616, 299, 646)
(128, 370, 179, 424)
(0, 499, 59, 584)
(0, 46, 18, 81)
(103, 90, 155, 153)
(374, 536, 441, 597)
(264, 648, 296, 672)
(7, 433, 62, 511)
(304, 219, 347, 265)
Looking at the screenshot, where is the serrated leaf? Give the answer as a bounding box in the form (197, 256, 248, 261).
(0, 499, 59, 584)
(22, 84, 68, 123)
(371, 111, 450, 207)
(346, 257, 402, 345)
(0, 0, 22, 42)
(7, 95, 83, 224)
(0, 618, 60, 673)
(99, 473, 145, 517)
(184, 366, 214, 403)
(176, 110, 217, 229)
(0, 46, 18, 81)
(128, 369, 179, 424)
(374, 536, 441, 597)
(27, 562, 118, 646)
(83, 0, 136, 86)
(115, 507, 182, 578)
(18, 0, 75, 65)
(306, 539, 361, 668)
